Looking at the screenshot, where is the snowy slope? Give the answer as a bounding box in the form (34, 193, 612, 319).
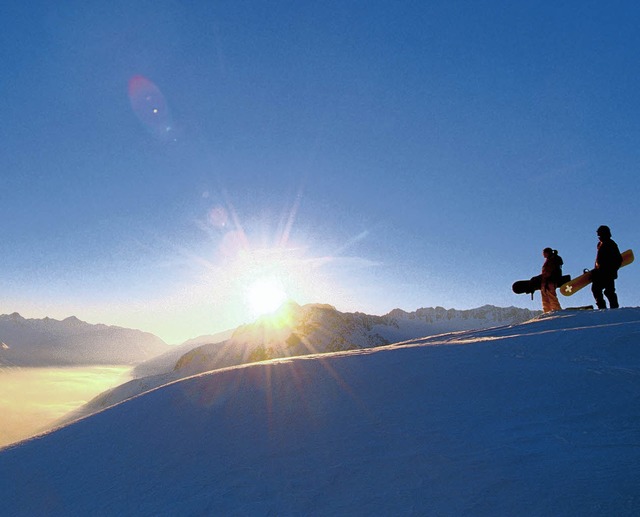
(0, 313, 169, 366)
(1, 308, 640, 516)
(59, 303, 538, 425)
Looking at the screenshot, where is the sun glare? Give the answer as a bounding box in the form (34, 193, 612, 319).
(246, 276, 288, 317)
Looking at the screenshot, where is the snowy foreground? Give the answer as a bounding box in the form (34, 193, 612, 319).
(1, 309, 640, 516)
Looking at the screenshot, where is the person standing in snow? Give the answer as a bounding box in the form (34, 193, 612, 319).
(540, 248, 563, 313)
(591, 225, 623, 309)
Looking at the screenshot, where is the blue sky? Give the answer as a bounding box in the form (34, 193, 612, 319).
(1, 1, 639, 343)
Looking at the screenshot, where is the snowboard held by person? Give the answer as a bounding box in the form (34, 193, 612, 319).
(540, 248, 563, 313)
(591, 225, 623, 309)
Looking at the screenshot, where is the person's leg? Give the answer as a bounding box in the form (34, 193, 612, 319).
(603, 278, 619, 308)
(591, 272, 607, 309)
(541, 284, 555, 313)
(549, 285, 562, 311)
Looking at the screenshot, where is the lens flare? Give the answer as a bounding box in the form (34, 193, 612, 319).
(208, 206, 229, 229)
(127, 75, 174, 140)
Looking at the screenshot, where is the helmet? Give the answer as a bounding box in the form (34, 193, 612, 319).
(596, 225, 611, 238)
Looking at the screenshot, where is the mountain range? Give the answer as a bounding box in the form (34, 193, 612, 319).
(0, 313, 169, 366)
(0, 304, 538, 371)
(173, 303, 539, 375)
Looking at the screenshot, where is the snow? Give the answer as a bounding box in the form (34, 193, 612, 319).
(59, 304, 538, 426)
(1, 308, 640, 515)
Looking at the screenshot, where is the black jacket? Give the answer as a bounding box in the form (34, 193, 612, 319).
(595, 238, 622, 279)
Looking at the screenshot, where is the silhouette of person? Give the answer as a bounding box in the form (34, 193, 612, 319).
(592, 225, 622, 309)
(541, 248, 563, 313)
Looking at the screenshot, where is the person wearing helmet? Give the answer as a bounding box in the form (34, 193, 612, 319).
(540, 248, 563, 313)
(592, 225, 623, 309)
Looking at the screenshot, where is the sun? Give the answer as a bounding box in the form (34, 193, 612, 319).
(246, 276, 288, 317)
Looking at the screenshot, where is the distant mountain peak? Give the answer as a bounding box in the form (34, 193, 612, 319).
(62, 316, 84, 324)
(0, 313, 169, 366)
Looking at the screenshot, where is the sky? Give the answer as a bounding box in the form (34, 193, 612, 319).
(1, 1, 639, 343)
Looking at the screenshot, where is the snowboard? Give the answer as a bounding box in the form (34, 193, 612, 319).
(512, 275, 541, 295)
(512, 274, 571, 295)
(560, 249, 634, 297)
